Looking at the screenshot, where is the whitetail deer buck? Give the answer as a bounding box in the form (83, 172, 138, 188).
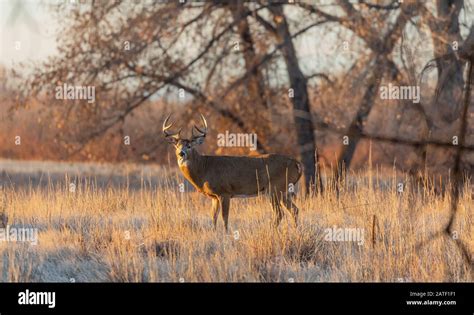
(163, 114, 302, 231)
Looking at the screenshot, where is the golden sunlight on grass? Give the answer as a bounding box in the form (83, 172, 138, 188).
(0, 168, 472, 282)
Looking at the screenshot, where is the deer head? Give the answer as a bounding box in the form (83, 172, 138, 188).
(163, 114, 208, 166)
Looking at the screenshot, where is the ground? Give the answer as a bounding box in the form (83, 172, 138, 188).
(0, 159, 472, 282)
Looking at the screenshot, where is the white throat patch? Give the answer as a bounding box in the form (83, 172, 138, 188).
(178, 158, 190, 167)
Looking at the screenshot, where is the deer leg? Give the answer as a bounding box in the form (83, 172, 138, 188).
(220, 196, 230, 232)
(211, 197, 220, 230)
(271, 193, 284, 228)
(281, 193, 299, 227)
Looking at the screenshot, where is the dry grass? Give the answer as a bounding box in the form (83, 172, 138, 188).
(0, 165, 472, 282)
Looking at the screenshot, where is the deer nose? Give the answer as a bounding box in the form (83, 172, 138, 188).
(179, 151, 186, 157)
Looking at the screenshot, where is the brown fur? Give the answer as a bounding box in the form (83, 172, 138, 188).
(170, 139, 302, 230)
(163, 114, 302, 230)
(180, 153, 302, 197)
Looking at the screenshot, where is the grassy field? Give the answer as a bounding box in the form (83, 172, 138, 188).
(0, 160, 472, 282)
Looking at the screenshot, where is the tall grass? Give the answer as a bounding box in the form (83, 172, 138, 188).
(0, 167, 472, 282)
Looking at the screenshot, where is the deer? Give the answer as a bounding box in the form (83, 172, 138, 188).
(163, 114, 303, 231)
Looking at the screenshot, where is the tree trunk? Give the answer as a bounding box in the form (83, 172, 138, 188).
(230, 1, 267, 109)
(430, 0, 464, 123)
(335, 3, 418, 182)
(269, 5, 322, 194)
(336, 58, 385, 180)
(229, 1, 269, 154)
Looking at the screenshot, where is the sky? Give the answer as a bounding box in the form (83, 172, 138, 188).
(0, 0, 59, 68)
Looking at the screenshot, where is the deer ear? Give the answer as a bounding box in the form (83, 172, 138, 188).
(165, 135, 179, 145)
(191, 136, 205, 146)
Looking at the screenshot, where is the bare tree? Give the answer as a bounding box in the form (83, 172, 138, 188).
(228, 1, 267, 110)
(16, 2, 273, 155)
(239, 4, 322, 193)
(15, 1, 330, 193)
(300, 0, 425, 181)
(424, 0, 465, 124)
(13, 1, 472, 187)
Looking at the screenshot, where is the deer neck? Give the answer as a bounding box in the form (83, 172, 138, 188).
(178, 149, 207, 187)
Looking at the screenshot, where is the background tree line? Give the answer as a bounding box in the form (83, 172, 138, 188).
(2, 0, 473, 193)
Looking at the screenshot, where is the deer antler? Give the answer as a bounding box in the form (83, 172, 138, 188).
(192, 114, 208, 138)
(163, 114, 181, 140)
